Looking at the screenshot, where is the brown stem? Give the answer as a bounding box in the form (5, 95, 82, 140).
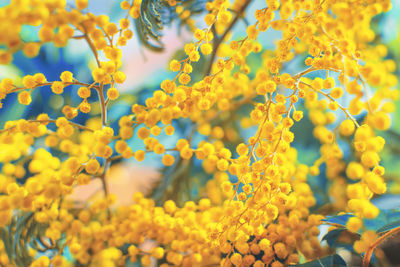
(32, 119, 94, 132)
(98, 158, 112, 219)
(299, 81, 360, 127)
(72, 35, 86, 40)
(362, 226, 400, 267)
(0, 119, 94, 133)
(204, 0, 253, 76)
(95, 82, 111, 217)
(109, 155, 123, 162)
(97, 83, 107, 127)
(292, 66, 316, 79)
(10, 81, 99, 94)
(84, 34, 101, 68)
(99, 161, 110, 197)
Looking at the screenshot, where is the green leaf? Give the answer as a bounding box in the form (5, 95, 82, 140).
(377, 219, 400, 233)
(0, 227, 13, 261)
(322, 214, 354, 226)
(322, 228, 346, 247)
(134, 0, 208, 51)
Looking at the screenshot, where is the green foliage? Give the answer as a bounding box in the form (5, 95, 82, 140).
(135, 0, 207, 51)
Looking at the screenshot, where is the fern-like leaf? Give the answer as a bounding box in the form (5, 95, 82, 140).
(135, 0, 208, 52)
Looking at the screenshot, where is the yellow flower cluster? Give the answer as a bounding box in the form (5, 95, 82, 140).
(0, 0, 397, 266)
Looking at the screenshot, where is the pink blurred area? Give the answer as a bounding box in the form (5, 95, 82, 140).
(119, 27, 191, 92)
(68, 163, 160, 207)
(71, 0, 192, 92)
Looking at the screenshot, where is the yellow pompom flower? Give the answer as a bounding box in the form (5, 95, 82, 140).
(346, 217, 363, 232)
(113, 71, 126, 83)
(178, 73, 191, 85)
(22, 75, 37, 88)
(51, 81, 65, 94)
(151, 247, 164, 260)
(162, 154, 175, 166)
(60, 71, 73, 83)
(346, 162, 364, 180)
(194, 29, 205, 40)
(23, 43, 41, 58)
(76, 0, 88, 9)
(164, 200, 176, 214)
(85, 159, 100, 174)
(323, 77, 335, 89)
(120, 1, 131, 9)
(18, 91, 32, 105)
(137, 127, 150, 140)
(361, 151, 380, 168)
(200, 43, 212, 55)
(169, 60, 181, 72)
(153, 143, 165, 154)
(134, 150, 145, 161)
(107, 87, 119, 100)
(339, 119, 356, 136)
(247, 25, 259, 40)
(330, 87, 343, 99)
(77, 87, 91, 98)
(180, 147, 193, 159)
(371, 111, 391, 130)
(92, 68, 106, 83)
(105, 23, 118, 36)
(293, 110, 303, 121)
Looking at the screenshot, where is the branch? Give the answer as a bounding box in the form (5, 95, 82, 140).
(300, 81, 360, 127)
(10, 81, 99, 94)
(204, 0, 253, 76)
(0, 119, 94, 134)
(96, 83, 107, 127)
(95, 82, 111, 217)
(362, 226, 400, 267)
(83, 34, 101, 68)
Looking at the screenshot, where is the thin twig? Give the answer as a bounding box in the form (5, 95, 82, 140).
(10, 81, 99, 94)
(300, 81, 360, 127)
(96, 83, 107, 127)
(0, 119, 94, 133)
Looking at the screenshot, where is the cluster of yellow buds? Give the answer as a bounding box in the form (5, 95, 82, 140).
(0, 0, 397, 266)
